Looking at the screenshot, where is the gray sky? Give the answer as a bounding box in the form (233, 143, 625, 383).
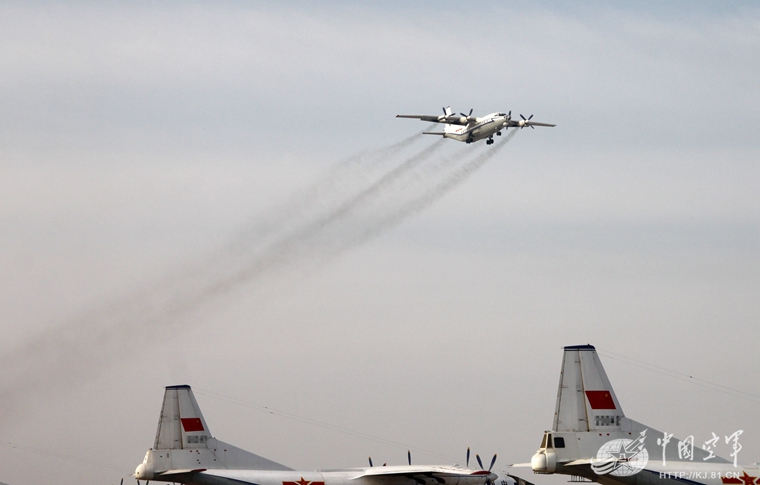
(1, 2, 759, 484)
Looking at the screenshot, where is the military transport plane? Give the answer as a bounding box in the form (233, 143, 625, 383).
(396, 107, 555, 145)
(134, 385, 522, 485)
(528, 345, 754, 485)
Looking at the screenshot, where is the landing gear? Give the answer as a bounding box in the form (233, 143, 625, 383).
(486, 137, 494, 145)
(496, 131, 502, 136)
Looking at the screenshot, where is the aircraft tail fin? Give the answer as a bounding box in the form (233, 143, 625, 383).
(136, 385, 292, 480)
(531, 344, 731, 477)
(553, 345, 624, 432)
(154, 385, 212, 449)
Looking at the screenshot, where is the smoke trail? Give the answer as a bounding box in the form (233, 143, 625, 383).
(0, 126, 519, 424)
(0, 133, 448, 422)
(317, 129, 520, 258)
(191, 139, 447, 296)
(229, 128, 429, 252)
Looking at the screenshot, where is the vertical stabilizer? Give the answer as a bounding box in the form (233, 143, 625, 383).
(553, 345, 624, 432)
(154, 385, 212, 450)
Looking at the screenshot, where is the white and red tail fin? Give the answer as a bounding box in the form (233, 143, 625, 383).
(155, 385, 212, 449)
(553, 344, 625, 432)
(532, 345, 731, 478)
(135, 385, 292, 480)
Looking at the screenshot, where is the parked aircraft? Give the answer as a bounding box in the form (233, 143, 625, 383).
(134, 385, 523, 485)
(529, 345, 752, 485)
(396, 107, 555, 145)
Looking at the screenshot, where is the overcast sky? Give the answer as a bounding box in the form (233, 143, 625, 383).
(1, 2, 759, 485)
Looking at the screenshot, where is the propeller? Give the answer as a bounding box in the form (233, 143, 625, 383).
(466, 447, 471, 467)
(458, 108, 476, 123)
(519, 114, 535, 129)
(475, 453, 498, 471)
(408, 450, 412, 466)
(474, 453, 498, 485)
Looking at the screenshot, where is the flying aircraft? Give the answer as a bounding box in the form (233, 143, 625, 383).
(528, 344, 753, 485)
(133, 385, 527, 485)
(396, 107, 555, 145)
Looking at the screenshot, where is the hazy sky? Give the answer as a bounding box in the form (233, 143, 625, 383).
(1, 2, 759, 485)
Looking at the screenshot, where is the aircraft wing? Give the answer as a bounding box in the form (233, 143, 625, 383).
(396, 114, 470, 126)
(353, 465, 495, 482)
(506, 119, 556, 128)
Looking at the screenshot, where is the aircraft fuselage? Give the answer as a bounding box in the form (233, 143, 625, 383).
(443, 113, 509, 144)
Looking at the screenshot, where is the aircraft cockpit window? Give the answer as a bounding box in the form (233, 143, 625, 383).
(546, 433, 553, 449)
(540, 434, 547, 448)
(554, 437, 565, 448)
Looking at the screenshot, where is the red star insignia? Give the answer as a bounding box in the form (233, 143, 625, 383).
(295, 477, 311, 485)
(739, 472, 757, 485)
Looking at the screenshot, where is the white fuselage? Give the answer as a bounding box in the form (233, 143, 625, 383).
(443, 113, 509, 143)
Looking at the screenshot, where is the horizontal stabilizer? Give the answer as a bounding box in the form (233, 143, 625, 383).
(508, 474, 537, 485)
(157, 469, 207, 476)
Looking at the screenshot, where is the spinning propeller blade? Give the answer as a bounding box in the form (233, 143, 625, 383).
(519, 114, 535, 129)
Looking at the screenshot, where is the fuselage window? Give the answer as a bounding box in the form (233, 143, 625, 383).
(554, 437, 565, 448)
